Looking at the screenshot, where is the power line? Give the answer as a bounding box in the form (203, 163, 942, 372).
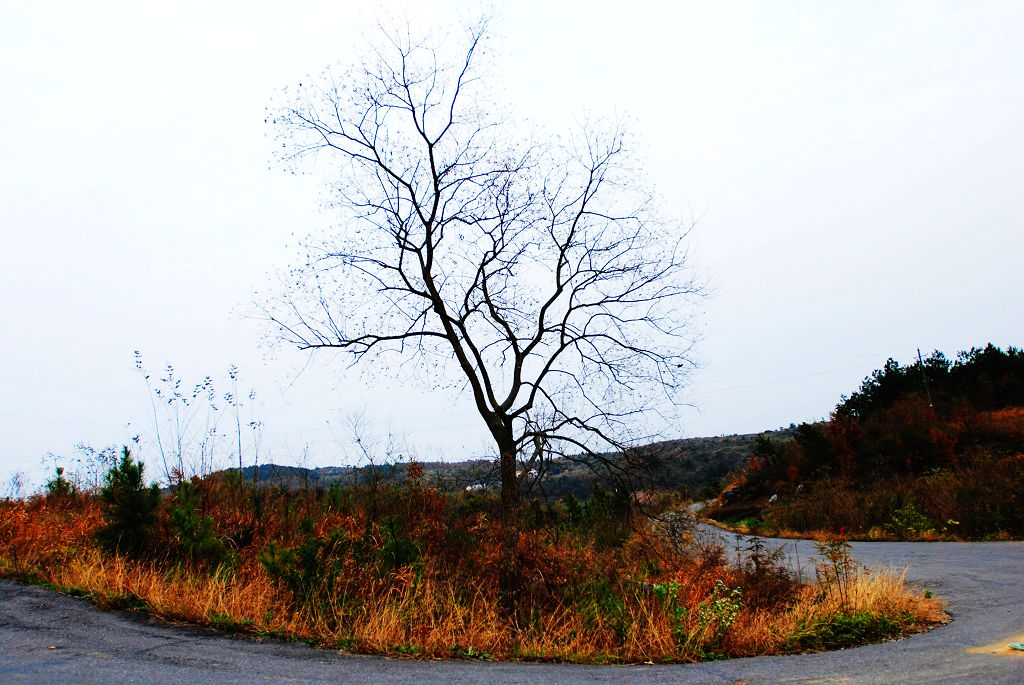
(227, 344, 968, 438)
(691, 362, 878, 396)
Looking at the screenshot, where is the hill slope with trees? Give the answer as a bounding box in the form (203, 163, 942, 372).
(709, 344, 1024, 539)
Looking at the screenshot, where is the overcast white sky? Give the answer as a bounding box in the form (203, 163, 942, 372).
(2, 1, 1022, 488)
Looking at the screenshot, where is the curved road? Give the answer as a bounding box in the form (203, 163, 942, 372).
(2, 529, 1021, 684)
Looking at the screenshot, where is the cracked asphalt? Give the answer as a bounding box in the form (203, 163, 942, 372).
(1, 528, 1021, 684)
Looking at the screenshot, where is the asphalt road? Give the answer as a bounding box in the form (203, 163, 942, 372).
(2, 528, 1021, 684)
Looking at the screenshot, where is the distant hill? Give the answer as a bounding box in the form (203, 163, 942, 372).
(222, 431, 790, 502)
(534, 432, 793, 500)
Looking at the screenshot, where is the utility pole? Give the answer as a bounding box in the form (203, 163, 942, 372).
(917, 347, 934, 409)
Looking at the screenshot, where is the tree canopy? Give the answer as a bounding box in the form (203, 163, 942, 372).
(264, 19, 703, 526)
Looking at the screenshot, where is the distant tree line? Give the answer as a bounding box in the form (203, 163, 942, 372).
(835, 344, 1024, 420)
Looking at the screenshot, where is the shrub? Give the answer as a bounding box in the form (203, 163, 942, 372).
(735, 535, 800, 610)
(788, 610, 901, 651)
(813, 536, 855, 608)
(654, 578, 742, 658)
(563, 483, 632, 547)
(168, 479, 229, 569)
(94, 447, 161, 558)
(885, 502, 932, 538)
(45, 467, 78, 500)
(259, 517, 353, 611)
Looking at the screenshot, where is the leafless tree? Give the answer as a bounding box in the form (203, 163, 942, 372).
(264, 18, 703, 531)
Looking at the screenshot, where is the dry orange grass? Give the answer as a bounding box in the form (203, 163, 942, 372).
(0, 495, 946, 663)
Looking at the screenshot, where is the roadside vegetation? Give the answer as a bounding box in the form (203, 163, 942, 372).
(709, 344, 1024, 541)
(1, 451, 944, 663)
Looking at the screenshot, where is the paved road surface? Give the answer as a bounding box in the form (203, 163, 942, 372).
(2, 528, 1021, 684)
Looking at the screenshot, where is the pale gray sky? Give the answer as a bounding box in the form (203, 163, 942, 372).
(2, 1, 1022, 487)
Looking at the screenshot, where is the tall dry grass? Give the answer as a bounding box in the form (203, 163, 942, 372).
(0, 478, 946, 663)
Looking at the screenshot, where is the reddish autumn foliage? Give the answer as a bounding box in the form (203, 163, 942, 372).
(0, 459, 945, 662)
(715, 345, 1024, 539)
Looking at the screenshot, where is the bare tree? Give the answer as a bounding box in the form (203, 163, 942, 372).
(264, 18, 703, 531)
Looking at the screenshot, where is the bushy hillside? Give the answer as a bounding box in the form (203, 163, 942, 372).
(710, 344, 1024, 539)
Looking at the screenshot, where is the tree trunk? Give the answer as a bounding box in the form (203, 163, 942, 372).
(497, 436, 521, 615)
(499, 443, 520, 527)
